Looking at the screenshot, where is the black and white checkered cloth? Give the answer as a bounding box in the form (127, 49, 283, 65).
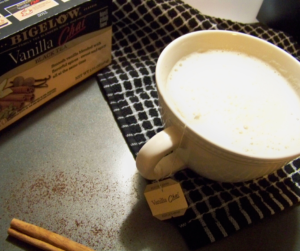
(97, 0, 300, 249)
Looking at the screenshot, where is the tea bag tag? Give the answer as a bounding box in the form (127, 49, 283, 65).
(144, 178, 188, 221)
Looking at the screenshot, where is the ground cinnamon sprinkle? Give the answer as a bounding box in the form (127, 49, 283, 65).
(3, 169, 133, 250)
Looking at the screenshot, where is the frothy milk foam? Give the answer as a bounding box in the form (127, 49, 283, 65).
(166, 50, 300, 157)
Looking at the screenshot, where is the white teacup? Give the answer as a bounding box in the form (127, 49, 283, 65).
(136, 30, 300, 182)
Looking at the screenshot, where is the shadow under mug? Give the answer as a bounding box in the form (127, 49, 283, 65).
(136, 30, 300, 183)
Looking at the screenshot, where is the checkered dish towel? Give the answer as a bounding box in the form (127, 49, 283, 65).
(97, 0, 300, 249)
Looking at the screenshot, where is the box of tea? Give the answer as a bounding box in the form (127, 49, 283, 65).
(0, 0, 112, 131)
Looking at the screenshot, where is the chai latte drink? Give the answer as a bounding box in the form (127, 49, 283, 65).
(166, 50, 300, 157)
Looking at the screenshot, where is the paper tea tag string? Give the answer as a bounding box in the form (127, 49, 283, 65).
(144, 179, 188, 221)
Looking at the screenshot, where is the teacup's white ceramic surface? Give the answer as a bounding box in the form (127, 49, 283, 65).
(136, 30, 300, 182)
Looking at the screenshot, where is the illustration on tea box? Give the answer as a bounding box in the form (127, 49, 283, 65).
(0, 75, 51, 125)
(0, 13, 11, 29)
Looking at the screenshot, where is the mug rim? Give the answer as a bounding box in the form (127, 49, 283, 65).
(155, 30, 300, 161)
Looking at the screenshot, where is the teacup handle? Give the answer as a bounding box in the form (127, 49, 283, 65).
(136, 126, 186, 180)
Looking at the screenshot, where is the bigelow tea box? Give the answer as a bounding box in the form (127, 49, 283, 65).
(0, 0, 112, 131)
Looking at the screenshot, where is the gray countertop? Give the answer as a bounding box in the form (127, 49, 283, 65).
(1, 76, 300, 251)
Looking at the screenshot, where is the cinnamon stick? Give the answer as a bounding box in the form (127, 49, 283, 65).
(9, 219, 94, 251)
(8, 228, 64, 251)
(1, 94, 28, 102)
(24, 94, 35, 102)
(1, 93, 35, 102)
(10, 86, 35, 94)
(0, 101, 24, 110)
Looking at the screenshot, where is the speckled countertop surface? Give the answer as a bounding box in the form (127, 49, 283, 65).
(0, 77, 188, 251)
